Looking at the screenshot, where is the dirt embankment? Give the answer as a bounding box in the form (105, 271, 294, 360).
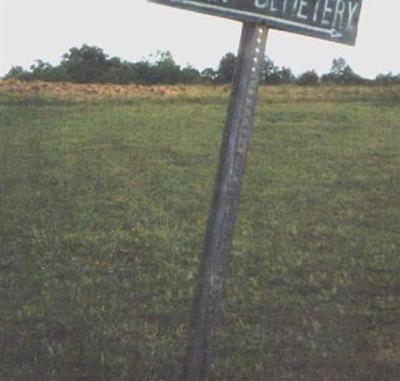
(1, 80, 400, 104)
(0, 80, 188, 101)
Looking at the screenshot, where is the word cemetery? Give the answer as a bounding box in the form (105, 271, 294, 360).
(150, 0, 363, 45)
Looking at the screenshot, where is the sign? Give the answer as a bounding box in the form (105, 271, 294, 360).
(150, 0, 363, 45)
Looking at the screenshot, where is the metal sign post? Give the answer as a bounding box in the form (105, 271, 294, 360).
(183, 23, 268, 381)
(148, 1, 363, 380)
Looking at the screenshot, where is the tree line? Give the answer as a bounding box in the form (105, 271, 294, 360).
(4, 44, 400, 86)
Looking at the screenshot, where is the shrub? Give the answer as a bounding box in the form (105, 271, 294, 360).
(297, 70, 320, 86)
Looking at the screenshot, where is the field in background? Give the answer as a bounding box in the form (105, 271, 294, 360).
(1, 82, 399, 380)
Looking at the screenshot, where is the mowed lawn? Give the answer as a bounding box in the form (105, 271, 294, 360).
(0, 85, 399, 380)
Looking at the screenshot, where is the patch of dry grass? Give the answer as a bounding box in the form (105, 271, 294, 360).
(1, 80, 400, 104)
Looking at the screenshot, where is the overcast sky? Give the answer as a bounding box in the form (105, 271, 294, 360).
(1, 0, 399, 78)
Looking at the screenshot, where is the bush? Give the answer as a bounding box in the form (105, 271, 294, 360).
(152, 51, 182, 84)
(180, 66, 201, 84)
(216, 53, 237, 84)
(30, 60, 71, 82)
(100, 62, 138, 84)
(4, 66, 33, 81)
(375, 72, 400, 85)
(61, 45, 111, 83)
(297, 70, 320, 86)
(201, 68, 218, 83)
(321, 58, 365, 85)
(264, 58, 296, 85)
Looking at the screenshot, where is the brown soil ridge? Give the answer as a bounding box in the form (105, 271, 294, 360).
(0, 80, 188, 100)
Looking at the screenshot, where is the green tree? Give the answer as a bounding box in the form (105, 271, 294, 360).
(61, 44, 111, 83)
(263, 57, 295, 85)
(132, 60, 157, 85)
(201, 68, 218, 83)
(217, 53, 237, 83)
(297, 70, 320, 86)
(101, 61, 138, 84)
(264, 57, 280, 84)
(152, 51, 182, 84)
(30, 60, 52, 80)
(375, 72, 400, 85)
(180, 65, 201, 84)
(321, 57, 364, 84)
(4, 66, 33, 81)
(277, 66, 296, 85)
(30, 60, 70, 82)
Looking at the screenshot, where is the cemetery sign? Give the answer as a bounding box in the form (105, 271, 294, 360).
(150, 0, 363, 45)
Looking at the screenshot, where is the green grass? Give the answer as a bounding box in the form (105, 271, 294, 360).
(0, 86, 399, 380)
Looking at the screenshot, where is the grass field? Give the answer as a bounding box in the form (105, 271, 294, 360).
(0, 82, 399, 380)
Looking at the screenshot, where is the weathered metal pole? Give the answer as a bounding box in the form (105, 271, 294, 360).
(183, 23, 268, 381)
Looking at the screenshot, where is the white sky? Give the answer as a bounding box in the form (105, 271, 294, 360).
(0, 0, 399, 78)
